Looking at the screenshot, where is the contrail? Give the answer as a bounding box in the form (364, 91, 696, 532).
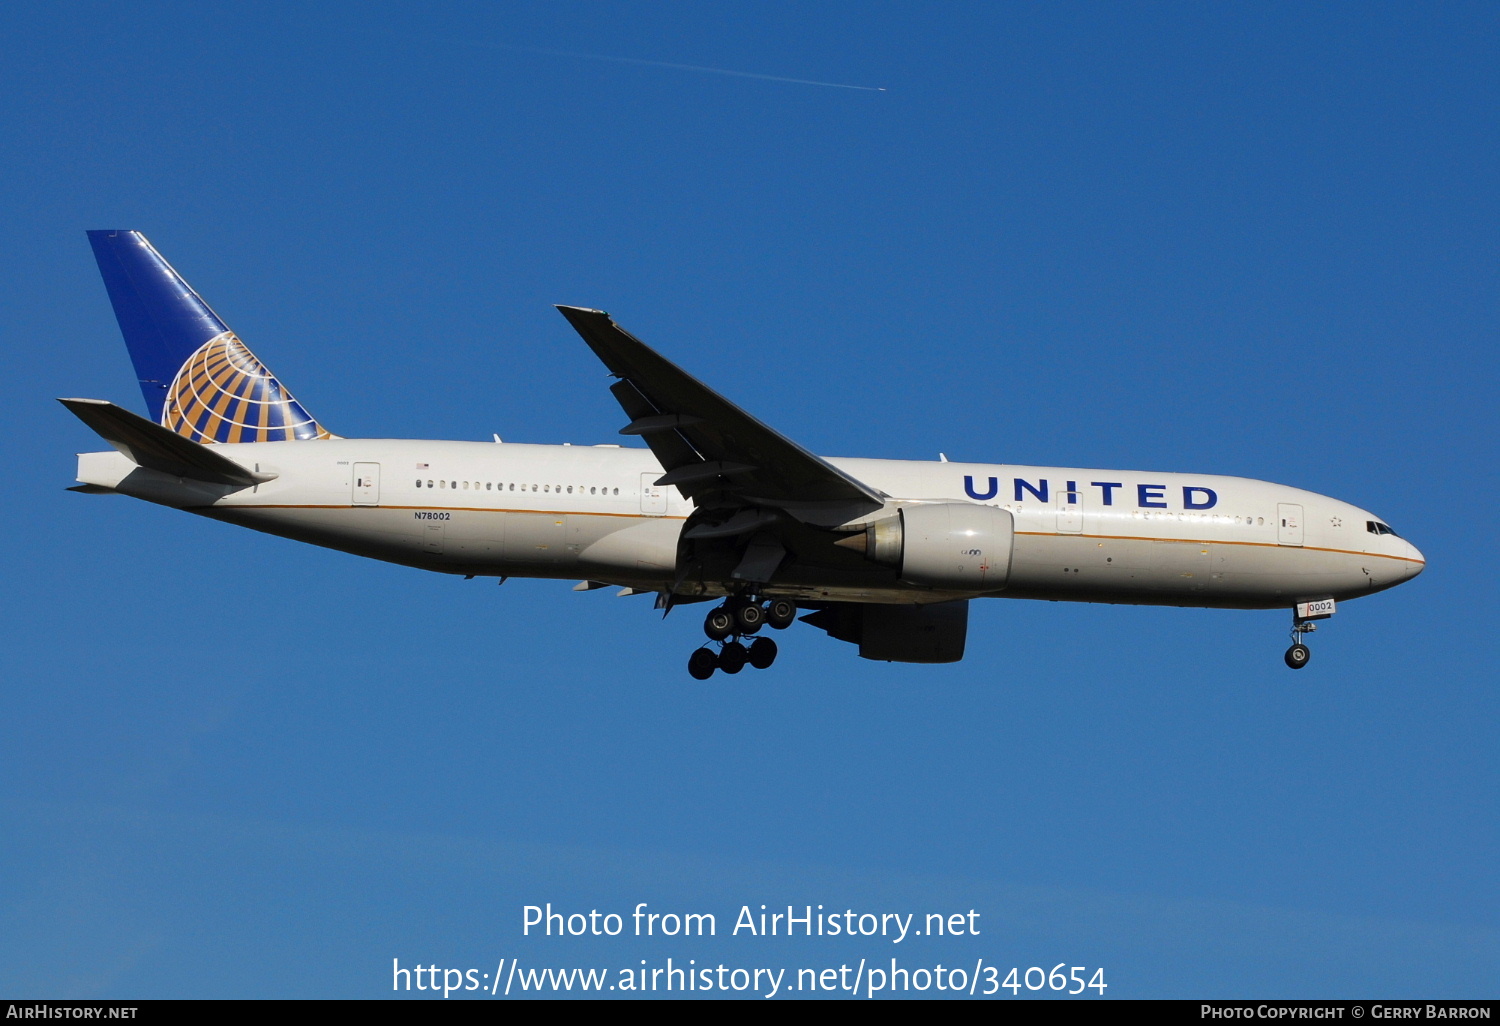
(372, 29, 887, 91)
(405, 31, 887, 92)
(524, 46, 887, 92)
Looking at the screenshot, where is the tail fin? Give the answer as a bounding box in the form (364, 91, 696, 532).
(87, 230, 334, 443)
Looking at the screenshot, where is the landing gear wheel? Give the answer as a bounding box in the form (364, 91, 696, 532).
(767, 599, 796, 630)
(748, 636, 778, 669)
(704, 606, 734, 642)
(1284, 643, 1311, 670)
(718, 641, 748, 674)
(688, 648, 718, 680)
(735, 602, 765, 634)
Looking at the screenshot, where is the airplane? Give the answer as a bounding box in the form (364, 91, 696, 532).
(63, 230, 1425, 679)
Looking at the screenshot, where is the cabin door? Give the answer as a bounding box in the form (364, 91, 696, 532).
(1277, 503, 1303, 546)
(352, 462, 381, 506)
(1056, 483, 1082, 533)
(640, 472, 668, 515)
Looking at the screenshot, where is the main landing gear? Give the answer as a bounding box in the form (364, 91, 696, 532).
(688, 597, 797, 679)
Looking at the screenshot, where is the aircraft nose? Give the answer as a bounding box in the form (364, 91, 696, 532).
(1403, 541, 1426, 580)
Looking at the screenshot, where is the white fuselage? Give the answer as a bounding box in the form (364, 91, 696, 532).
(76, 438, 1425, 609)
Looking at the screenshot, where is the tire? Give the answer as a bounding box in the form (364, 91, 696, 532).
(1284, 643, 1311, 670)
(704, 607, 734, 641)
(748, 636, 778, 670)
(719, 641, 748, 674)
(688, 648, 717, 680)
(767, 599, 796, 630)
(735, 602, 765, 634)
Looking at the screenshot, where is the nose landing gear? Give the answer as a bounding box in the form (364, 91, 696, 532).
(1284, 618, 1316, 670)
(1284, 640, 1311, 669)
(688, 598, 793, 679)
(1283, 599, 1335, 669)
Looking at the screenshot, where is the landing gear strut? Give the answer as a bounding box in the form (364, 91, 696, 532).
(688, 598, 793, 678)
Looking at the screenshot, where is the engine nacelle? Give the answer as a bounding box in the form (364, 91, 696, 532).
(856, 502, 1014, 590)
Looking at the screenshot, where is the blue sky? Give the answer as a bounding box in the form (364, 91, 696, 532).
(2, 0, 1495, 999)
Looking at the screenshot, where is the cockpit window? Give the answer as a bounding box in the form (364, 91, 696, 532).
(1366, 521, 1400, 537)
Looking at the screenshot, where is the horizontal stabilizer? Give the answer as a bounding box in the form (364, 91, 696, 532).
(59, 398, 273, 487)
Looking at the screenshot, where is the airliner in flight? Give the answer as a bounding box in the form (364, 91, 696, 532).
(64, 231, 1424, 678)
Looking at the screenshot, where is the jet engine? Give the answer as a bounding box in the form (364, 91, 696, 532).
(837, 502, 1014, 590)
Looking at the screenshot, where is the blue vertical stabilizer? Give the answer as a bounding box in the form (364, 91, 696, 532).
(86, 231, 331, 442)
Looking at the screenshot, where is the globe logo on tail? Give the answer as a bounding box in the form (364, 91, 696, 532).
(163, 331, 332, 443)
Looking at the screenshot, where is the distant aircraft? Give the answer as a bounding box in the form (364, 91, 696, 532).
(65, 231, 1424, 677)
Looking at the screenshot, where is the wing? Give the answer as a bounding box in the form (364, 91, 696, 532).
(555, 306, 885, 529)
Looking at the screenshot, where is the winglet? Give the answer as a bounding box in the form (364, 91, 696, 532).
(59, 398, 274, 487)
